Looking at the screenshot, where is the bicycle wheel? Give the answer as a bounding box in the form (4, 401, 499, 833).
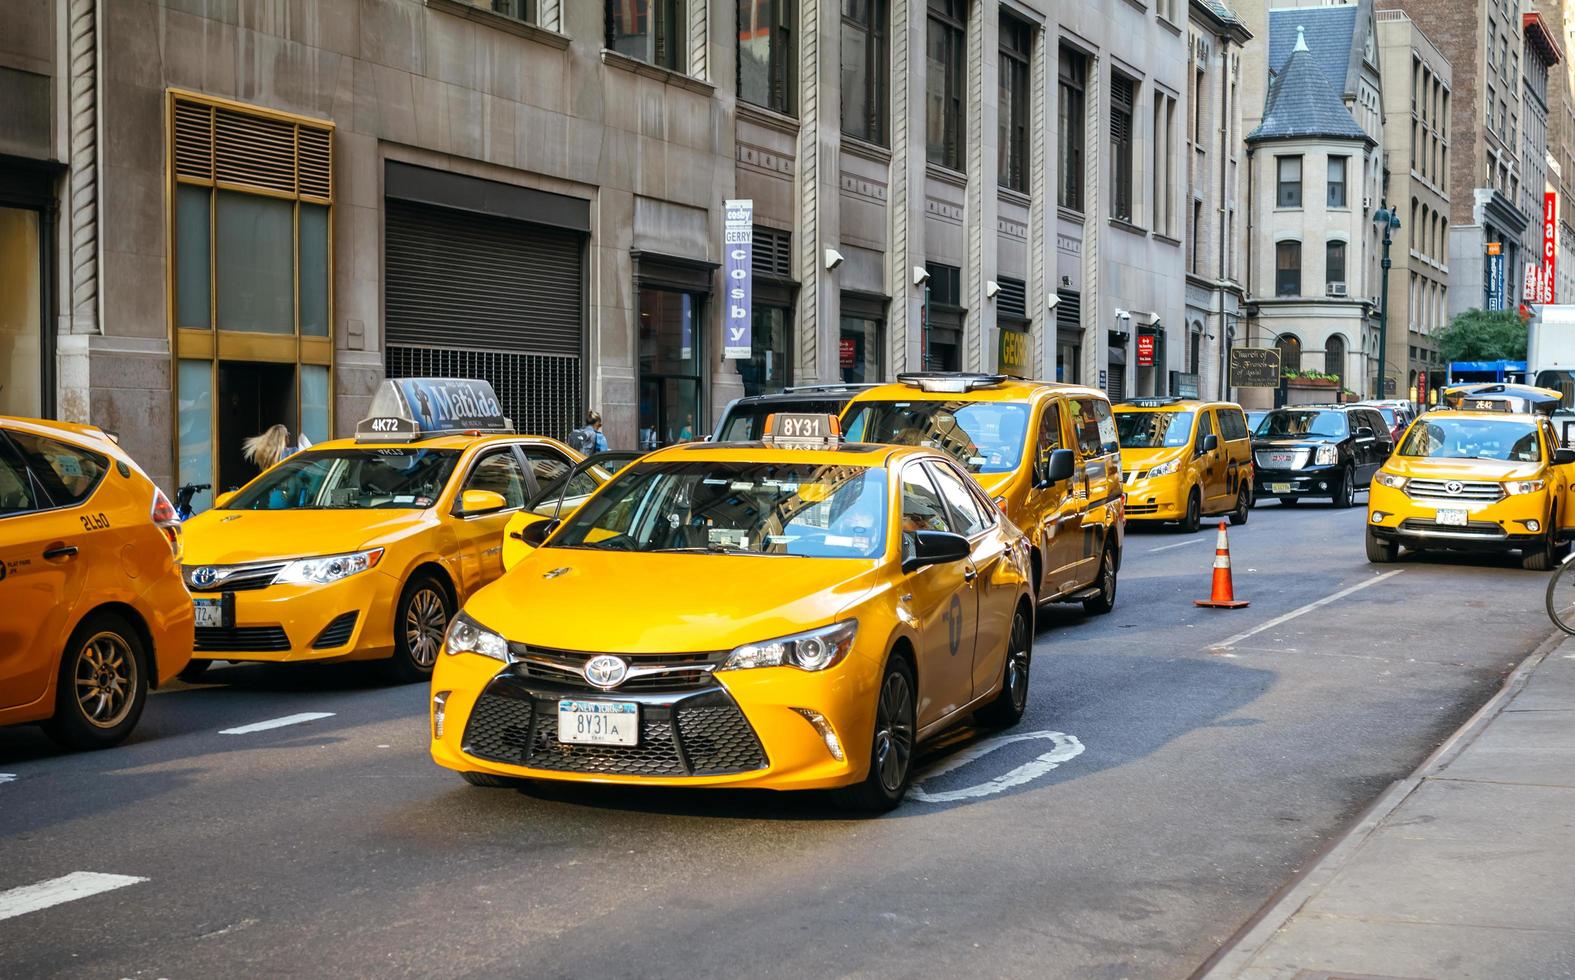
(1545, 557, 1575, 635)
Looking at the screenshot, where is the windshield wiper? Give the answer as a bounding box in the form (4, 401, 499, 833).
(652, 544, 801, 556)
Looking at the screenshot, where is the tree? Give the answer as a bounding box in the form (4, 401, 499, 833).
(1433, 308, 1528, 362)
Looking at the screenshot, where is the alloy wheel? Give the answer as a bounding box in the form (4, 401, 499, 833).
(404, 588, 448, 668)
(73, 632, 137, 729)
(1005, 611, 1031, 712)
(873, 670, 915, 794)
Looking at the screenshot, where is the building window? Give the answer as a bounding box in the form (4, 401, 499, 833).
(1110, 72, 1136, 222)
(1190, 199, 1203, 274)
(490, 0, 535, 22)
(841, 0, 888, 144)
(739, 0, 795, 114)
(1276, 240, 1301, 297)
(923, 262, 963, 371)
(1325, 240, 1347, 294)
(608, 0, 686, 73)
(1275, 332, 1302, 373)
(638, 287, 704, 447)
(169, 93, 333, 495)
(1058, 46, 1087, 212)
(840, 313, 885, 383)
(1277, 155, 1302, 208)
(998, 14, 1032, 192)
(1327, 156, 1347, 208)
(1325, 333, 1345, 386)
(1152, 93, 1177, 235)
(738, 227, 793, 397)
(0, 204, 44, 417)
(926, 0, 966, 171)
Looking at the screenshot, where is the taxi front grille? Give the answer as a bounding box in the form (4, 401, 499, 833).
(195, 626, 291, 652)
(1404, 479, 1505, 502)
(1398, 518, 1505, 537)
(183, 561, 289, 593)
(1126, 502, 1161, 515)
(510, 645, 724, 693)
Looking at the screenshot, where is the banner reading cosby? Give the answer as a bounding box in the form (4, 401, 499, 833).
(724, 199, 754, 360)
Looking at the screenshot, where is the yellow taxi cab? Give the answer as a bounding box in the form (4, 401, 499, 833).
(841, 373, 1123, 614)
(179, 379, 603, 683)
(1113, 397, 1254, 531)
(1367, 389, 1575, 569)
(429, 413, 1036, 812)
(0, 415, 194, 749)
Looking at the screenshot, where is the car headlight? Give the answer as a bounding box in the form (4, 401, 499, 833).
(1314, 445, 1339, 466)
(273, 548, 384, 586)
(720, 620, 858, 672)
(1374, 471, 1407, 491)
(1147, 459, 1179, 478)
(1505, 479, 1547, 495)
(444, 611, 512, 663)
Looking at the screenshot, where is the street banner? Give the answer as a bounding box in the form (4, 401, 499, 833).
(1525, 263, 1542, 305)
(723, 199, 753, 359)
(1228, 347, 1281, 388)
(1136, 334, 1156, 367)
(1544, 191, 1558, 304)
(1489, 253, 1506, 310)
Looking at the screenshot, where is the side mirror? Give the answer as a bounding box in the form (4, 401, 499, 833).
(457, 489, 508, 516)
(1356, 426, 1375, 439)
(1199, 433, 1219, 454)
(213, 490, 236, 508)
(502, 513, 559, 571)
(902, 530, 971, 573)
(1556, 447, 1575, 466)
(1042, 448, 1076, 486)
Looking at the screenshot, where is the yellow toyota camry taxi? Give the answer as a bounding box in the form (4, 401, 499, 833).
(1367, 391, 1575, 569)
(429, 413, 1036, 812)
(1114, 398, 1254, 530)
(1, 415, 193, 749)
(180, 379, 601, 683)
(842, 373, 1123, 614)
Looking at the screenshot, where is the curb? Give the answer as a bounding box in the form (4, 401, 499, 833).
(1190, 626, 1567, 979)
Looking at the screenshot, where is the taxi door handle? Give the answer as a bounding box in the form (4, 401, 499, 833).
(962, 565, 978, 583)
(43, 544, 79, 560)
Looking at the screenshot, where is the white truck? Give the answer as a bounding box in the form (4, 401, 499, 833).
(1528, 305, 1575, 444)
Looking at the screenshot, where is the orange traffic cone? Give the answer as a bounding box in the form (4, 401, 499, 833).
(1195, 521, 1250, 609)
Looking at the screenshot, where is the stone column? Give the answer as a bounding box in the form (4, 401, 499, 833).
(1029, 20, 1051, 379)
(888, 0, 927, 374)
(962, 6, 997, 372)
(1081, 52, 1105, 391)
(795, 0, 841, 382)
(57, 0, 100, 423)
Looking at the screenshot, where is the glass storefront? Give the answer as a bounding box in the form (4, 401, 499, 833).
(839, 315, 884, 384)
(0, 206, 42, 417)
(639, 287, 704, 447)
(734, 304, 791, 397)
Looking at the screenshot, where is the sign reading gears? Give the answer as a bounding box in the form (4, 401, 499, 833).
(723, 199, 753, 360)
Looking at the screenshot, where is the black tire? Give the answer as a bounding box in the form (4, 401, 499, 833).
(975, 603, 1032, 728)
(1333, 467, 1355, 508)
(1228, 485, 1250, 526)
(1545, 558, 1575, 635)
(1523, 533, 1558, 571)
(1082, 543, 1118, 615)
(177, 659, 212, 683)
(1180, 488, 1203, 533)
(835, 656, 916, 813)
(461, 771, 525, 788)
(42, 612, 149, 751)
(384, 573, 452, 684)
(1365, 527, 1398, 564)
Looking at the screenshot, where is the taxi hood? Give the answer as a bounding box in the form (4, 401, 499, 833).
(974, 471, 1018, 498)
(181, 509, 429, 564)
(465, 550, 881, 653)
(1120, 446, 1185, 470)
(1383, 456, 1545, 482)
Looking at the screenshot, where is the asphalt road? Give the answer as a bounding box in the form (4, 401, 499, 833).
(0, 498, 1559, 978)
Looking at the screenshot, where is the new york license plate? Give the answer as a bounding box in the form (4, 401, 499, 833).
(1436, 508, 1469, 527)
(193, 597, 229, 628)
(558, 700, 639, 746)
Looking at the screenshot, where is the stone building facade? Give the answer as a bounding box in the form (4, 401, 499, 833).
(0, 0, 1188, 494)
(1520, 11, 1563, 310)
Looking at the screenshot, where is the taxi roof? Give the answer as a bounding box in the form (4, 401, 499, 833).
(849, 376, 1106, 404)
(304, 432, 570, 454)
(1113, 397, 1233, 411)
(1418, 409, 1544, 424)
(638, 440, 929, 469)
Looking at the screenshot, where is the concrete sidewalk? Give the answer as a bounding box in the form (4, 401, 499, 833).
(1202, 633, 1575, 980)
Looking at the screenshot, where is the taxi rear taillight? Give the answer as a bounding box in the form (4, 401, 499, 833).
(152, 487, 182, 558)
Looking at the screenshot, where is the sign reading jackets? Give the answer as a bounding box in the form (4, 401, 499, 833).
(723, 199, 754, 360)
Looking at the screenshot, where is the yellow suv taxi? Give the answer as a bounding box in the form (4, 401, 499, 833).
(180, 379, 602, 683)
(429, 413, 1036, 812)
(1367, 397, 1575, 569)
(1114, 398, 1254, 530)
(842, 373, 1123, 614)
(0, 416, 194, 749)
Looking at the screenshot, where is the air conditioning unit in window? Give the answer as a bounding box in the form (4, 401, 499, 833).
(1363, 197, 1373, 210)
(1328, 282, 1348, 296)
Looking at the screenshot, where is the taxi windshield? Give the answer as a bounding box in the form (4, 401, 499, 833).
(1116, 411, 1195, 449)
(225, 449, 460, 510)
(550, 461, 887, 558)
(842, 400, 1028, 473)
(1255, 410, 1348, 438)
(1397, 419, 1542, 462)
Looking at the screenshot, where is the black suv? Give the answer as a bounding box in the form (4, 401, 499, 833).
(1252, 404, 1394, 507)
(711, 383, 877, 442)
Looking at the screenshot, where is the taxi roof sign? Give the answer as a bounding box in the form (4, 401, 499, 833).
(356, 378, 514, 443)
(761, 413, 843, 449)
(1440, 382, 1563, 416)
(1119, 397, 1186, 409)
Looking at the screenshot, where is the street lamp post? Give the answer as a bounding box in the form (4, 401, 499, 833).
(1373, 203, 1402, 400)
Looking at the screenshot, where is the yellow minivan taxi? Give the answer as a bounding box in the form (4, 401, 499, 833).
(1114, 398, 1254, 530)
(179, 379, 601, 683)
(0, 416, 194, 749)
(841, 373, 1123, 614)
(429, 413, 1036, 812)
(1367, 406, 1575, 569)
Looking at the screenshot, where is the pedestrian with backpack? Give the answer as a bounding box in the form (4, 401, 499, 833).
(569, 409, 608, 456)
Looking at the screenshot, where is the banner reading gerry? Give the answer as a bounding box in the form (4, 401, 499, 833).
(724, 199, 753, 360)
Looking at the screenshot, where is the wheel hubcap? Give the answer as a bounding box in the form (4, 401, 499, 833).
(405, 589, 448, 668)
(73, 633, 135, 729)
(873, 671, 914, 794)
(1005, 612, 1031, 710)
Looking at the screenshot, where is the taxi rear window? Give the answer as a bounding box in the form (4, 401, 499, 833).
(5, 431, 109, 507)
(843, 400, 1029, 473)
(225, 449, 460, 510)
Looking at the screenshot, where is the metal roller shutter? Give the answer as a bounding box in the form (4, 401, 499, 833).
(384, 199, 584, 439)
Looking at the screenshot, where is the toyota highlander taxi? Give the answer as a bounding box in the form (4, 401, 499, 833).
(842, 373, 1123, 615)
(1367, 392, 1575, 569)
(179, 379, 601, 683)
(429, 413, 1036, 812)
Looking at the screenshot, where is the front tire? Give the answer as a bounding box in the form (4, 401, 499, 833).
(1523, 533, 1559, 571)
(384, 574, 452, 684)
(42, 612, 149, 751)
(1365, 527, 1398, 564)
(835, 656, 916, 813)
(1180, 488, 1202, 533)
(976, 604, 1032, 728)
(1082, 543, 1118, 615)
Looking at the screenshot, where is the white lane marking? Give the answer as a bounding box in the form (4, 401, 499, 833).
(0, 872, 148, 922)
(1208, 570, 1405, 652)
(0, 774, 16, 785)
(218, 712, 335, 735)
(1148, 538, 1203, 553)
(909, 730, 1085, 804)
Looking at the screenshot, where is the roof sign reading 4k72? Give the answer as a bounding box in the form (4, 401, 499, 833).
(356, 378, 514, 442)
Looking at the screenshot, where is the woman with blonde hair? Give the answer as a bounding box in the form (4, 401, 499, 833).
(242, 423, 295, 471)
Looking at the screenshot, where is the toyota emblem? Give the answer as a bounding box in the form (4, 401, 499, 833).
(1445, 481, 1464, 495)
(191, 566, 219, 588)
(583, 654, 629, 689)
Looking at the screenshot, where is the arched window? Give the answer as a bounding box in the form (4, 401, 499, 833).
(1189, 320, 1204, 374)
(1276, 332, 1302, 373)
(1325, 333, 1346, 386)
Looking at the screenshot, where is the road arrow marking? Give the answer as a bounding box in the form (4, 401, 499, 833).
(0, 872, 148, 922)
(219, 712, 335, 735)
